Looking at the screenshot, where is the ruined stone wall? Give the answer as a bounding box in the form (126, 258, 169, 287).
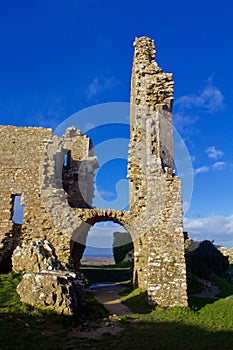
(128, 37, 187, 306)
(0, 126, 97, 271)
(0, 127, 52, 271)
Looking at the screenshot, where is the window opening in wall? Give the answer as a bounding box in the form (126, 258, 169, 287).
(63, 150, 71, 169)
(11, 195, 24, 224)
(62, 150, 92, 208)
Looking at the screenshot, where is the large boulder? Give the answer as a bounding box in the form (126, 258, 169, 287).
(17, 270, 84, 315)
(12, 240, 63, 273)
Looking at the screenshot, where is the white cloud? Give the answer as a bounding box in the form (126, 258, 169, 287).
(175, 95, 203, 109)
(212, 161, 226, 170)
(194, 161, 226, 175)
(86, 223, 127, 249)
(225, 215, 233, 234)
(85, 227, 114, 249)
(174, 78, 224, 131)
(205, 146, 224, 160)
(173, 112, 199, 132)
(175, 79, 224, 113)
(194, 165, 210, 175)
(87, 75, 119, 98)
(12, 196, 24, 224)
(97, 189, 116, 198)
(201, 82, 224, 113)
(184, 215, 233, 247)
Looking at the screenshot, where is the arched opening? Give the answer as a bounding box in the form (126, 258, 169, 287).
(79, 221, 134, 286)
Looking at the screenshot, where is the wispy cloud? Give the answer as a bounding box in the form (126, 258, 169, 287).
(87, 75, 119, 98)
(86, 223, 127, 249)
(97, 189, 116, 198)
(200, 80, 224, 113)
(212, 161, 226, 170)
(194, 145, 225, 175)
(174, 77, 224, 131)
(184, 214, 233, 247)
(173, 112, 199, 132)
(194, 166, 210, 175)
(175, 78, 224, 113)
(205, 146, 224, 160)
(194, 161, 226, 175)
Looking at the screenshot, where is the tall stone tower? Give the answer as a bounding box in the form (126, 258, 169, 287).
(128, 37, 187, 306)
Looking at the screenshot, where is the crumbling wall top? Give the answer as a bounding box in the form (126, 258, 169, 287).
(133, 36, 156, 63)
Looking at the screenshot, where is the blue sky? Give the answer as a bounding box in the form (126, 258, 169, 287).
(1, 0, 233, 251)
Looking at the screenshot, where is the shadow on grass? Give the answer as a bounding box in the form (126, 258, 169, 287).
(120, 289, 154, 314)
(2, 312, 233, 350)
(0, 292, 109, 350)
(0, 272, 109, 349)
(187, 273, 233, 311)
(1, 273, 233, 350)
(188, 295, 217, 311)
(121, 286, 219, 315)
(98, 320, 233, 350)
(81, 265, 132, 285)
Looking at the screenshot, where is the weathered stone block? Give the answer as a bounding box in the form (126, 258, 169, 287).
(17, 271, 84, 315)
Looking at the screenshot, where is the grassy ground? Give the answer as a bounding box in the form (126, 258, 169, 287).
(119, 288, 233, 350)
(1, 270, 233, 349)
(0, 272, 108, 349)
(80, 262, 133, 284)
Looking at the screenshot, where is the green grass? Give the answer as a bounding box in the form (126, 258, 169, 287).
(1, 271, 233, 349)
(120, 288, 154, 314)
(0, 271, 23, 312)
(80, 262, 133, 284)
(187, 273, 233, 310)
(0, 272, 108, 350)
(187, 274, 205, 295)
(118, 287, 233, 350)
(211, 274, 233, 298)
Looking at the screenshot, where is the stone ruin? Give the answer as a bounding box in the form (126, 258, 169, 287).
(0, 36, 188, 310)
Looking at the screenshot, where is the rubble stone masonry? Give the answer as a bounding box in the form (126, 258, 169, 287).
(0, 36, 188, 307)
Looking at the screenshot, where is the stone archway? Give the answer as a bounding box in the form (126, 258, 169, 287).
(80, 220, 134, 288)
(68, 210, 132, 273)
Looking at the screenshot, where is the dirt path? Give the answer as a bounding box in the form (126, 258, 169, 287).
(89, 282, 133, 316)
(193, 278, 220, 299)
(67, 283, 133, 341)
